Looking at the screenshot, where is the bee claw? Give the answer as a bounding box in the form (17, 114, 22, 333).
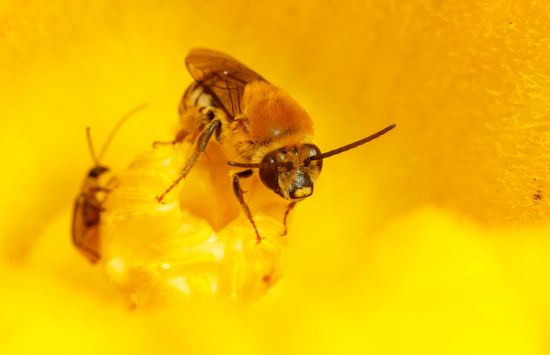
(152, 140, 175, 148)
(152, 130, 188, 148)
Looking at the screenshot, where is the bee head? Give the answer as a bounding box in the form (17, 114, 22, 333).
(229, 124, 396, 200)
(88, 165, 109, 179)
(259, 144, 323, 200)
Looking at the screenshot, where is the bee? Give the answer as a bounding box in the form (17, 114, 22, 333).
(157, 49, 395, 243)
(72, 105, 146, 263)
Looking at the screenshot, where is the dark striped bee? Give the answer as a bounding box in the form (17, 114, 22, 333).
(156, 49, 395, 242)
(72, 105, 146, 263)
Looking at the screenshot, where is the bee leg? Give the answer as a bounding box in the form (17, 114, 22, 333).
(153, 106, 215, 147)
(156, 120, 221, 203)
(90, 186, 110, 193)
(281, 201, 298, 236)
(232, 169, 262, 244)
(92, 183, 117, 205)
(152, 129, 189, 147)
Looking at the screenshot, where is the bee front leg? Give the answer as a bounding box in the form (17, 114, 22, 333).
(152, 129, 189, 147)
(153, 106, 217, 147)
(232, 169, 262, 244)
(156, 119, 221, 203)
(281, 201, 298, 236)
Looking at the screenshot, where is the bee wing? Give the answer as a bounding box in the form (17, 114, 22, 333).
(186, 48, 267, 118)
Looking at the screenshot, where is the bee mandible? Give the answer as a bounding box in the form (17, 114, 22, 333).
(72, 104, 146, 263)
(156, 49, 395, 243)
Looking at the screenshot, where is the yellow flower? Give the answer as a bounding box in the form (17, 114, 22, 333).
(1, 1, 549, 354)
(100, 142, 288, 306)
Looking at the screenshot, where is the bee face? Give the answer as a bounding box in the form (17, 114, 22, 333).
(259, 144, 323, 200)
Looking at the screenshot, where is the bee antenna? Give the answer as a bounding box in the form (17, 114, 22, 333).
(307, 123, 396, 163)
(93, 103, 148, 163)
(227, 161, 261, 168)
(85, 126, 100, 166)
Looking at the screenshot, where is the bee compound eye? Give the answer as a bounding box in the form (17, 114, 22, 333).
(307, 144, 321, 158)
(259, 157, 280, 194)
(303, 144, 321, 167)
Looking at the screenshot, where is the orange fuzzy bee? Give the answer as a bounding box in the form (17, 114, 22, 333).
(72, 105, 146, 263)
(157, 49, 395, 242)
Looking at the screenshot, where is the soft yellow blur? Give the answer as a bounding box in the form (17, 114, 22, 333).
(1, 0, 549, 354)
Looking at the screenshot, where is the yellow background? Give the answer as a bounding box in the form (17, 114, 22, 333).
(1, 0, 549, 354)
